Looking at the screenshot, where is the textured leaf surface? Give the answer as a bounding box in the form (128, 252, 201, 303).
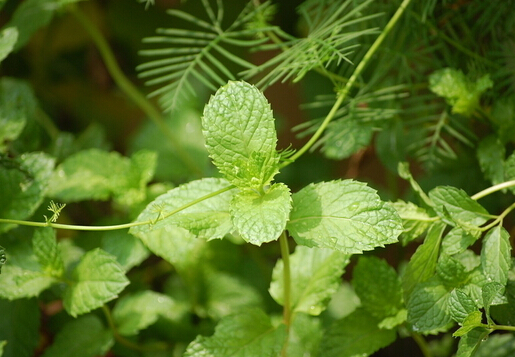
(131, 178, 234, 241)
(269, 245, 349, 315)
(48, 149, 156, 206)
(0, 153, 54, 233)
(202, 81, 279, 189)
(0, 299, 40, 357)
(407, 279, 452, 332)
(113, 291, 180, 336)
(231, 183, 291, 245)
(0, 265, 54, 299)
(320, 308, 396, 357)
(455, 327, 489, 357)
(481, 226, 512, 285)
(32, 228, 64, 277)
(352, 256, 403, 320)
(287, 180, 402, 253)
(41, 315, 113, 357)
(63, 248, 129, 317)
(475, 333, 515, 357)
(184, 308, 286, 357)
(449, 289, 478, 325)
(391, 200, 433, 244)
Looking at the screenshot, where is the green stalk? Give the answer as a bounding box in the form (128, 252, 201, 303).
(68, 5, 201, 176)
(279, 231, 292, 356)
(282, 0, 413, 167)
(411, 332, 433, 357)
(472, 180, 515, 200)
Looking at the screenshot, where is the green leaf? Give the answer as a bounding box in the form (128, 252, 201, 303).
(481, 226, 512, 285)
(0, 153, 54, 233)
(48, 149, 156, 206)
(442, 227, 479, 255)
(131, 178, 235, 241)
(287, 313, 323, 357)
(101, 230, 149, 272)
(482, 282, 505, 325)
(319, 308, 397, 357)
(407, 278, 452, 333)
(449, 289, 478, 325)
(32, 228, 64, 278)
(436, 253, 469, 288)
(453, 311, 484, 337)
(475, 333, 515, 357)
(428, 186, 490, 227)
(477, 135, 505, 186)
(202, 81, 279, 189)
(352, 256, 404, 320)
(113, 291, 180, 336)
(231, 183, 291, 245)
(505, 153, 515, 195)
(0, 27, 17, 63)
(183, 308, 286, 357)
(391, 200, 434, 245)
(0, 299, 40, 357)
(287, 180, 402, 254)
(322, 119, 373, 160)
(63, 248, 129, 317)
(402, 222, 445, 300)
(269, 245, 349, 315)
(455, 327, 490, 357)
(0, 265, 55, 299)
(429, 68, 493, 116)
(41, 315, 114, 357)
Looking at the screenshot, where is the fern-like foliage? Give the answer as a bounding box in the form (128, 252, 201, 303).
(242, 0, 381, 89)
(137, 0, 275, 112)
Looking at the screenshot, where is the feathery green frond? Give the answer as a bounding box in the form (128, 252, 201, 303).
(137, 0, 275, 112)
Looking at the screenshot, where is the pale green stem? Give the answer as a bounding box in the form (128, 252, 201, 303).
(282, 0, 413, 167)
(479, 201, 515, 232)
(279, 231, 291, 356)
(471, 180, 515, 200)
(68, 5, 201, 176)
(411, 332, 433, 357)
(0, 185, 235, 231)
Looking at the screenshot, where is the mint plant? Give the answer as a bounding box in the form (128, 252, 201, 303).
(1, 0, 515, 356)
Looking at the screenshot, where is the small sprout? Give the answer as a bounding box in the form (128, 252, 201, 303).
(44, 201, 66, 224)
(150, 203, 165, 225)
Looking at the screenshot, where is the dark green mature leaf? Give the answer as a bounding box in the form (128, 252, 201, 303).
(477, 135, 506, 186)
(319, 308, 396, 357)
(48, 149, 156, 206)
(455, 327, 490, 357)
(481, 226, 512, 285)
(184, 308, 286, 357)
(442, 227, 479, 255)
(231, 183, 291, 245)
(474, 333, 515, 357)
(449, 289, 478, 325)
(428, 186, 490, 227)
(0, 299, 40, 357)
(482, 282, 505, 325)
(402, 222, 446, 300)
(352, 256, 404, 321)
(407, 278, 452, 333)
(131, 178, 235, 241)
(436, 253, 469, 288)
(0, 27, 17, 63)
(41, 315, 114, 357)
(0, 153, 54, 233)
(287, 180, 402, 254)
(32, 228, 64, 278)
(270, 245, 349, 315)
(63, 248, 129, 317)
(202, 81, 279, 189)
(101, 230, 149, 272)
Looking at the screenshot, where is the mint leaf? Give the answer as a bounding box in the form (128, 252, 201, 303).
(429, 68, 492, 116)
(184, 308, 286, 357)
(475, 334, 515, 357)
(428, 186, 490, 227)
(477, 135, 505, 186)
(453, 311, 483, 337)
(436, 253, 469, 288)
(0, 27, 17, 63)
(0, 153, 54, 233)
(231, 183, 291, 245)
(504, 153, 515, 195)
(287, 180, 402, 253)
(449, 289, 478, 325)
(320, 308, 396, 357)
(322, 119, 373, 160)
(407, 278, 452, 332)
(402, 222, 445, 300)
(442, 227, 479, 255)
(113, 291, 181, 336)
(482, 282, 505, 325)
(0, 299, 40, 357)
(269, 245, 349, 315)
(0, 265, 54, 299)
(455, 327, 490, 357)
(48, 149, 156, 206)
(202, 81, 279, 189)
(41, 315, 114, 357)
(131, 178, 235, 241)
(391, 200, 433, 245)
(287, 313, 323, 356)
(352, 256, 403, 320)
(101, 230, 149, 271)
(63, 248, 129, 317)
(32, 228, 64, 278)
(481, 226, 512, 285)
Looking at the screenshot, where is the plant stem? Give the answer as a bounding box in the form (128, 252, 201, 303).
(472, 180, 515, 200)
(67, 4, 201, 176)
(279, 231, 291, 356)
(281, 0, 413, 167)
(0, 185, 235, 231)
(411, 332, 433, 357)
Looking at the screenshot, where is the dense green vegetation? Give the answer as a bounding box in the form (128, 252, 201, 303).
(1, 0, 515, 356)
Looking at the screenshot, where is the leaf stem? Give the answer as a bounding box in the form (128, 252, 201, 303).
(0, 185, 235, 231)
(67, 4, 202, 176)
(279, 231, 291, 356)
(471, 180, 515, 200)
(411, 332, 433, 357)
(281, 0, 413, 167)
(479, 201, 515, 232)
